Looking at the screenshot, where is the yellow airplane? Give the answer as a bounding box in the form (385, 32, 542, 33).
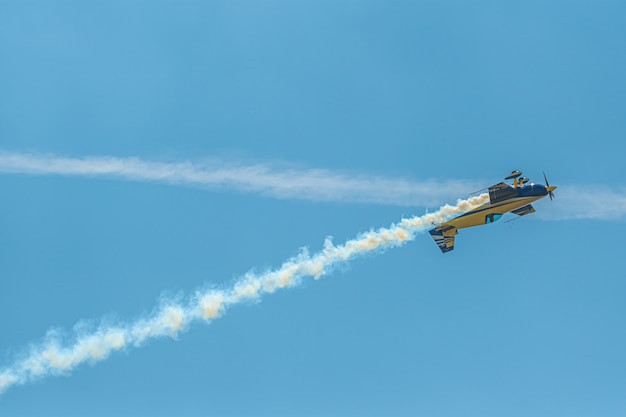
(429, 171, 556, 253)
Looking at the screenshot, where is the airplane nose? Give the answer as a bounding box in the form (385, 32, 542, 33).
(543, 172, 556, 201)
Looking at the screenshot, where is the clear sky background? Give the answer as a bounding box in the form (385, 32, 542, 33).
(1, 1, 625, 416)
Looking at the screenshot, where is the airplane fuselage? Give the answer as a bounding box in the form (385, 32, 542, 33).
(447, 183, 550, 230)
(429, 171, 556, 253)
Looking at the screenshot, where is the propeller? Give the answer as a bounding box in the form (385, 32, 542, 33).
(543, 171, 556, 200)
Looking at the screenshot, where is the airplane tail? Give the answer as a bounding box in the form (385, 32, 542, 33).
(429, 225, 457, 253)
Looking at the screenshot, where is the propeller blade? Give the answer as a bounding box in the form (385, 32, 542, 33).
(544, 171, 556, 200)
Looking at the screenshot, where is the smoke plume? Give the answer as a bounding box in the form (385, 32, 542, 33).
(0, 193, 489, 394)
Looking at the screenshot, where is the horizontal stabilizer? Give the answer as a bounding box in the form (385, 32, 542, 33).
(429, 226, 457, 253)
(511, 204, 536, 216)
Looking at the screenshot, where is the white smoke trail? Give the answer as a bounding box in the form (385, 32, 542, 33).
(0, 193, 489, 395)
(4, 150, 626, 220)
(0, 149, 478, 206)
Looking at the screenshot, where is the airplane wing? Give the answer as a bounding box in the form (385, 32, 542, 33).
(488, 182, 518, 204)
(511, 204, 536, 216)
(429, 224, 457, 253)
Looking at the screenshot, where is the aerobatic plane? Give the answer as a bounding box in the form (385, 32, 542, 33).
(429, 171, 556, 253)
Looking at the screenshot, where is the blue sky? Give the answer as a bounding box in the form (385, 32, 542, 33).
(1, 1, 625, 416)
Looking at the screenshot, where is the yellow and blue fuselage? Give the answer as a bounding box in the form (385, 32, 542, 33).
(429, 179, 557, 253)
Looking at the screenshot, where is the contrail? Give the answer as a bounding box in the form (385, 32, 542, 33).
(0, 193, 489, 395)
(0, 149, 478, 206)
(3, 150, 626, 220)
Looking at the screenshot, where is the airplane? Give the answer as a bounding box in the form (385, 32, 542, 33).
(429, 171, 556, 253)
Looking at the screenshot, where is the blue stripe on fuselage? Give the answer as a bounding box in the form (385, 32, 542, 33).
(456, 185, 547, 219)
(434, 184, 548, 225)
(455, 199, 520, 218)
